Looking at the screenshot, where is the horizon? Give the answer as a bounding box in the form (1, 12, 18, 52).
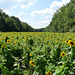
(0, 0, 70, 29)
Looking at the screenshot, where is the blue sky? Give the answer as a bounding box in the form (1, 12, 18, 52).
(0, 0, 70, 29)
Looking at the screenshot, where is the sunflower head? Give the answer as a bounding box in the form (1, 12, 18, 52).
(3, 44, 6, 47)
(7, 39, 11, 43)
(27, 47, 29, 50)
(61, 52, 66, 57)
(68, 40, 75, 47)
(29, 60, 35, 66)
(47, 71, 52, 75)
(14, 41, 17, 44)
(66, 40, 68, 43)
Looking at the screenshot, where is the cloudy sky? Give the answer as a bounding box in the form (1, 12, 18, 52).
(0, 0, 70, 29)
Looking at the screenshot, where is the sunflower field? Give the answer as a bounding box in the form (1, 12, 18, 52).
(0, 32, 75, 75)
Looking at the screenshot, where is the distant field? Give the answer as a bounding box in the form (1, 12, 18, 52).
(0, 32, 75, 75)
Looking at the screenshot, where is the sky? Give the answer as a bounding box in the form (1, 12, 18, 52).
(0, 0, 70, 29)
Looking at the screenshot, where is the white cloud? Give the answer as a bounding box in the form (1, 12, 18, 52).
(37, 20, 51, 28)
(62, 0, 71, 5)
(18, 12, 26, 17)
(0, 0, 38, 9)
(38, 20, 51, 25)
(31, 8, 51, 19)
(16, 12, 28, 22)
(3, 9, 13, 16)
(17, 0, 38, 8)
(31, 20, 51, 29)
(31, 0, 70, 19)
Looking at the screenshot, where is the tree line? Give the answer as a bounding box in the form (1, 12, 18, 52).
(0, 0, 75, 32)
(0, 9, 34, 32)
(42, 0, 75, 33)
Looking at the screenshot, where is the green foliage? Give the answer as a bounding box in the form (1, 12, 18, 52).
(0, 9, 34, 32)
(27, 37, 34, 45)
(5, 36, 9, 42)
(13, 68, 24, 75)
(0, 32, 75, 75)
(11, 45, 23, 58)
(50, 46, 61, 63)
(42, 1, 75, 33)
(69, 27, 75, 33)
(21, 22, 34, 32)
(35, 28, 45, 32)
(35, 55, 47, 75)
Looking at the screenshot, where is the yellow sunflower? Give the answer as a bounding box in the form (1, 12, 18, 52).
(30, 53, 32, 56)
(61, 52, 66, 57)
(14, 41, 17, 44)
(7, 39, 11, 43)
(68, 40, 75, 47)
(27, 47, 29, 50)
(47, 71, 52, 75)
(3, 44, 6, 47)
(29, 60, 35, 66)
(65, 40, 68, 43)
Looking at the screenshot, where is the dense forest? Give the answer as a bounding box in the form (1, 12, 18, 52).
(42, 0, 75, 32)
(0, 0, 75, 32)
(0, 9, 34, 32)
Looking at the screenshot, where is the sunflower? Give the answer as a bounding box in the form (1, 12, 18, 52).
(30, 53, 32, 56)
(47, 71, 52, 75)
(7, 39, 11, 43)
(68, 40, 75, 47)
(65, 40, 68, 43)
(27, 47, 29, 50)
(3, 44, 6, 47)
(29, 60, 35, 66)
(14, 41, 17, 44)
(2, 38, 4, 40)
(61, 52, 66, 57)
